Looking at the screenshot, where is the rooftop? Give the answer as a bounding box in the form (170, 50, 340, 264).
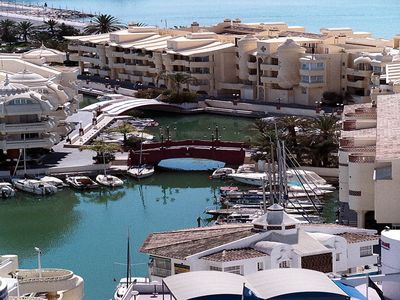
(201, 248, 266, 262)
(337, 232, 379, 244)
(376, 94, 400, 160)
(140, 224, 256, 259)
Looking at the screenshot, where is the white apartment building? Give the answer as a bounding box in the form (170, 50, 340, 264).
(68, 20, 400, 105)
(140, 204, 378, 282)
(339, 93, 400, 228)
(0, 53, 81, 159)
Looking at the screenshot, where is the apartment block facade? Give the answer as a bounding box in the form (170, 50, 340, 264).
(339, 93, 400, 228)
(68, 20, 400, 105)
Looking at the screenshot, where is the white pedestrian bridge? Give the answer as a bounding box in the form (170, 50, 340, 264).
(82, 97, 182, 115)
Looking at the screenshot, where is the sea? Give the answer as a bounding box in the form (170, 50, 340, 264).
(23, 0, 400, 38)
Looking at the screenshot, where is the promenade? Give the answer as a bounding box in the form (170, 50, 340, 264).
(0, 1, 92, 27)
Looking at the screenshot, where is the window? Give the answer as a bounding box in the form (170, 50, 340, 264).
(9, 98, 34, 105)
(336, 253, 340, 261)
(257, 262, 264, 271)
(279, 260, 290, 268)
(150, 256, 171, 278)
(223, 265, 242, 275)
(210, 266, 222, 272)
(360, 246, 372, 257)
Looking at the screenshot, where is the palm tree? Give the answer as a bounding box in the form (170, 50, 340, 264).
(107, 122, 139, 145)
(44, 19, 58, 36)
(164, 72, 197, 95)
(80, 140, 120, 164)
(84, 14, 126, 34)
(0, 19, 16, 43)
(17, 21, 34, 43)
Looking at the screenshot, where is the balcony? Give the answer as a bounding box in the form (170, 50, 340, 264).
(247, 62, 257, 69)
(68, 44, 79, 51)
(248, 74, 258, 82)
(79, 45, 97, 53)
(346, 68, 372, 78)
(69, 53, 80, 61)
(112, 62, 126, 68)
(190, 61, 212, 68)
(348, 154, 375, 164)
(261, 76, 279, 84)
(260, 63, 279, 72)
(299, 81, 325, 88)
(347, 79, 369, 89)
(129, 75, 142, 82)
(1, 120, 56, 134)
(172, 59, 190, 67)
(81, 56, 100, 64)
(0, 137, 57, 150)
(142, 76, 155, 83)
(191, 73, 211, 80)
(111, 51, 125, 58)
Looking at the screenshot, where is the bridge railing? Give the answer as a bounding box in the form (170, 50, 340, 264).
(130, 139, 249, 151)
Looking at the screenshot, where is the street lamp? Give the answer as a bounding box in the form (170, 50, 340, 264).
(276, 98, 281, 110)
(315, 100, 322, 114)
(34, 247, 42, 278)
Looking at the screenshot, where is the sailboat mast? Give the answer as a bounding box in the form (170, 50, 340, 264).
(126, 231, 132, 287)
(139, 131, 143, 167)
(23, 133, 27, 177)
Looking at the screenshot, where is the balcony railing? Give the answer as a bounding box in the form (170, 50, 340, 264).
(349, 154, 375, 163)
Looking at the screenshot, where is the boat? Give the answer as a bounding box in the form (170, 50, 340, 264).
(12, 179, 57, 195)
(66, 176, 99, 189)
(96, 174, 124, 187)
(0, 182, 16, 198)
(127, 165, 155, 179)
(97, 93, 126, 101)
(237, 164, 256, 173)
(39, 176, 66, 189)
(211, 167, 236, 179)
(127, 131, 155, 179)
(228, 169, 334, 192)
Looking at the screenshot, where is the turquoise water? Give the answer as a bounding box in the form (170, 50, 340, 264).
(25, 0, 400, 38)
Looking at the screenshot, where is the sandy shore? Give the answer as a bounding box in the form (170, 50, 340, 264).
(0, 1, 93, 27)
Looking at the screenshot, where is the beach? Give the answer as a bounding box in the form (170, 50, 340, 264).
(0, 1, 92, 27)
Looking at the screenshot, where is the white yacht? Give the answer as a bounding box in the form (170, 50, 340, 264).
(96, 174, 124, 187)
(39, 176, 66, 189)
(127, 166, 155, 179)
(97, 93, 126, 101)
(0, 182, 16, 198)
(66, 176, 99, 189)
(12, 179, 57, 195)
(211, 167, 236, 179)
(228, 169, 334, 192)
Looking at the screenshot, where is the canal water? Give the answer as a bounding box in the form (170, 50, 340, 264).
(0, 103, 338, 299)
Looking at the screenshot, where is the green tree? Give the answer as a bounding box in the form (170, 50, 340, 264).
(164, 72, 197, 96)
(57, 23, 80, 38)
(44, 19, 58, 36)
(0, 19, 16, 43)
(80, 140, 120, 164)
(17, 21, 34, 43)
(107, 122, 138, 145)
(84, 14, 126, 34)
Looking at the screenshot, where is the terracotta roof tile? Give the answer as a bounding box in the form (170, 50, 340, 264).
(201, 248, 266, 262)
(140, 224, 256, 260)
(336, 232, 379, 243)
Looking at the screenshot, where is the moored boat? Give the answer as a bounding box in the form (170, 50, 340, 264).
(39, 176, 66, 189)
(96, 174, 124, 187)
(211, 167, 236, 179)
(12, 179, 57, 195)
(0, 182, 16, 198)
(127, 166, 155, 179)
(66, 176, 99, 189)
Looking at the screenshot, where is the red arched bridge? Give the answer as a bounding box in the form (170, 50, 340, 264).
(128, 140, 250, 166)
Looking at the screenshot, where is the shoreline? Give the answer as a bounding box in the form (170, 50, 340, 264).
(0, 1, 93, 27)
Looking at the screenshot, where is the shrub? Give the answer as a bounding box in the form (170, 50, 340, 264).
(162, 91, 198, 104)
(135, 88, 163, 99)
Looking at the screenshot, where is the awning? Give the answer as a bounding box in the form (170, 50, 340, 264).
(334, 281, 367, 300)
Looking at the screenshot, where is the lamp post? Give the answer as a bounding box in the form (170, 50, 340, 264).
(276, 97, 281, 110)
(34, 247, 42, 278)
(315, 100, 322, 114)
(336, 103, 344, 116)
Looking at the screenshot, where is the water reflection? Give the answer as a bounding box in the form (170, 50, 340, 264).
(0, 189, 80, 258)
(79, 188, 126, 205)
